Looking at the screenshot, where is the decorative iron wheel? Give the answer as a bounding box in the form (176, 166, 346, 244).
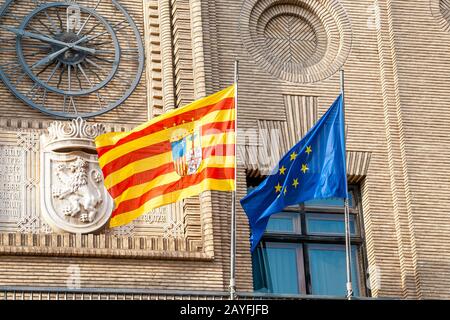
(0, 0, 144, 118)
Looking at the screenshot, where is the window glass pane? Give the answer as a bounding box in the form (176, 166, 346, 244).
(306, 213, 357, 236)
(307, 244, 360, 297)
(266, 216, 294, 233)
(304, 192, 354, 208)
(266, 212, 298, 233)
(253, 243, 304, 294)
(252, 246, 268, 292)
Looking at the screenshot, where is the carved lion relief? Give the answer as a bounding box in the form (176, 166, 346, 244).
(52, 157, 104, 223)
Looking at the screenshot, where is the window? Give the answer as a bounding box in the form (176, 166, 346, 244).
(250, 184, 368, 297)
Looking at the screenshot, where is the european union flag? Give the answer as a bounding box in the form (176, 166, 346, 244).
(240, 95, 348, 251)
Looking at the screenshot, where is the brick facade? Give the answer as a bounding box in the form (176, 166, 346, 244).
(0, 0, 449, 300)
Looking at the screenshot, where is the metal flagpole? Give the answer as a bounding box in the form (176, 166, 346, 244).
(229, 60, 239, 300)
(340, 69, 353, 300)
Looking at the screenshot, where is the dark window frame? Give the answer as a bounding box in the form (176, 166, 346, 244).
(262, 242, 307, 294)
(249, 180, 370, 297)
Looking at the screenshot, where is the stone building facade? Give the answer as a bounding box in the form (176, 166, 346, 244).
(0, 0, 450, 300)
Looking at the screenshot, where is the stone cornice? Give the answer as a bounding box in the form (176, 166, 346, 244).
(0, 233, 213, 261)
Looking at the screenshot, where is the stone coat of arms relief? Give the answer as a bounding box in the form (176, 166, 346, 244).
(40, 118, 113, 234)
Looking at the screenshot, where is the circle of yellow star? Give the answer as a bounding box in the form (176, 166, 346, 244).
(306, 146, 312, 155)
(292, 178, 299, 188)
(284, 187, 287, 195)
(275, 183, 282, 193)
(279, 166, 287, 175)
(290, 152, 298, 161)
(301, 164, 309, 174)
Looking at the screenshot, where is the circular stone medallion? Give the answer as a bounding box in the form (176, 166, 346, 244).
(239, 0, 352, 83)
(430, 0, 450, 32)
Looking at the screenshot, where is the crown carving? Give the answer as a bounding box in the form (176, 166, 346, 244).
(47, 117, 105, 141)
(42, 117, 105, 152)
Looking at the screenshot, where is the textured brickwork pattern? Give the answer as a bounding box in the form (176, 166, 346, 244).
(1, 0, 450, 300)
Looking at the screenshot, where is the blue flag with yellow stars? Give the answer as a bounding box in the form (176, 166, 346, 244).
(240, 95, 348, 252)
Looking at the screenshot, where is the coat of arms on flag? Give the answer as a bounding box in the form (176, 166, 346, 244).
(171, 128, 202, 177)
(95, 85, 236, 227)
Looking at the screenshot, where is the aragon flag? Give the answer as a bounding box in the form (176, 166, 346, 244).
(95, 86, 236, 227)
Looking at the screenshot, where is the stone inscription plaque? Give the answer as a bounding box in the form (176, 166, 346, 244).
(0, 146, 25, 220)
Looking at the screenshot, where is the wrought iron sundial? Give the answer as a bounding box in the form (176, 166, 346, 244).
(0, 0, 144, 118)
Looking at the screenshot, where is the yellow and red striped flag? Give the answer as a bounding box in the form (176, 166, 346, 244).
(95, 85, 236, 227)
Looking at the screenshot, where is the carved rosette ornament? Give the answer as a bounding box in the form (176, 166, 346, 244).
(40, 117, 113, 234)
